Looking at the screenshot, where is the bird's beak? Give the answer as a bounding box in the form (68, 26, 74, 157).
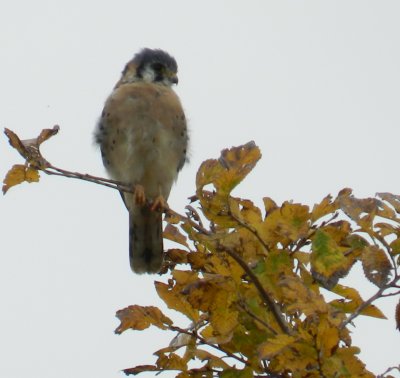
(170, 75, 178, 85)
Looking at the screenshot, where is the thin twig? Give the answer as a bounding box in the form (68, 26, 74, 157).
(166, 208, 211, 235)
(229, 210, 271, 252)
(377, 364, 400, 378)
(292, 212, 339, 253)
(237, 302, 277, 335)
(44, 164, 132, 192)
(340, 276, 400, 329)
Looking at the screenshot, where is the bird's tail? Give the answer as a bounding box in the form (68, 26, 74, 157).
(129, 205, 164, 274)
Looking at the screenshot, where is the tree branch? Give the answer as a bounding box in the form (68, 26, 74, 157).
(44, 163, 132, 192)
(219, 245, 292, 335)
(340, 276, 400, 329)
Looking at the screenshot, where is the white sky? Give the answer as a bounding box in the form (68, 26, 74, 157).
(1, 1, 399, 377)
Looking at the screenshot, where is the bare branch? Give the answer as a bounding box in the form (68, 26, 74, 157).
(377, 364, 400, 378)
(44, 163, 132, 192)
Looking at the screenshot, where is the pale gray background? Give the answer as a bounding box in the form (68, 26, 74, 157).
(1, 1, 399, 377)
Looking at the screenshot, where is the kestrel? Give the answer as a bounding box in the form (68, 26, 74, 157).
(94, 48, 188, 274)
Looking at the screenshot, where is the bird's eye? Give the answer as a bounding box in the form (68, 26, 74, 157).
(152, 63, 163, 71)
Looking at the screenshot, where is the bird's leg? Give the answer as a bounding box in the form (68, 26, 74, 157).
(133, 184, 146, 206)
(150, 195, 168, 212)
(150, 185, 168, 212)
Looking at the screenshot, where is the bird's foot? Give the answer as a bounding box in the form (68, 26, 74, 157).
(133, 184, 146, 206)
(151, 195, 168, 212)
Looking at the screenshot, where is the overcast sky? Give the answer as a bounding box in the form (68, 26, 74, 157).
(1, 1, 399, 377)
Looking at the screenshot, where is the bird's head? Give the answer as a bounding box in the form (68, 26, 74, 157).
(118, 48, 178, 87)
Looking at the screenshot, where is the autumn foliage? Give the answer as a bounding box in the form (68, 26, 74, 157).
(3, 129, 400, 377)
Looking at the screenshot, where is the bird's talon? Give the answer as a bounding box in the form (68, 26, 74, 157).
(134, 185, 146, 205)
(151, 196, 168, 212)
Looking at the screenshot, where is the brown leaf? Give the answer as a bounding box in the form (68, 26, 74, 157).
(37, 126, 60, 144)
(4, 126, 59, 168)
(2, 164, 40, 194)
(123, 365, 158, 375)
(337, 189, 397, 226)
(193, 349, 230, 369)
(164, 224, 189, 247)
(167, 249, 188, 264)
(395, 300, 400, 331)
(4, 128, 29, 158)
(361, 246, 392, 288)
(377, 192, 400, 213)
(115, 305, 172, 334)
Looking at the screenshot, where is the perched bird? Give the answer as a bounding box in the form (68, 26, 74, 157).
(94, 48, 188, 274)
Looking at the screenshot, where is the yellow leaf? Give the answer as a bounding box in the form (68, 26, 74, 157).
(311, 194, 338, 222)
(311, 229, 352, 289)
(269, 338, 317, 373)
(209, 289, 238, 338)
(390, 238, 400, 256)
(258, 334, 296, 359)
(229, 197, 263, 225)
(195, 142, 261, 226)
(360, 304, 386, 319)
(280, 276, 328, 316)
(185, 279, 217, 312)
(194, 349, 230, 369)
(187, 252, 207, 269)
(331, 284, 363, 303)
(156, 352, 187, 371)
(221, 367, 254, 378)
(155, 281, 199, 322)
(2, 164, 40, 194)
(216, 141, 261, 194)
(316, 317, 339, 357)
(330, 285, 386, 318)
(263, 196, 278, 214)
(115, 305, 172, 334)
(259, 202, 310, 247)
(333, 347, 374, 377)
